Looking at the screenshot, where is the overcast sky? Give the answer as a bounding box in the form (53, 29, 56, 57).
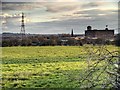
(1, 0, 119, 34)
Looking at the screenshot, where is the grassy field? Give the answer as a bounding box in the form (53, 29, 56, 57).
(2, 46, 118, 88)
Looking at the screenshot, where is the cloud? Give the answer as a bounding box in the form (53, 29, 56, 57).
(81, 2, 99, 9)
(23, 11, 118, 34)
(2, 2, 82, 13)
(1, 1, 118, 34)
(2, 2, 37, 11)
(46, 3, 79, 13)
(73, 5, 118, 19)
(1, 0, 119, 2)
(74, 9, 106, 15)
(2, 13, 118, 34)
(1, 13, 22, 18)
(1, 0, 82, 2)
(1, 12, 30, 32)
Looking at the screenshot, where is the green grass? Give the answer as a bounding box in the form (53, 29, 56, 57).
(2, 46, 86, 64)
(2, 46, 118, 88)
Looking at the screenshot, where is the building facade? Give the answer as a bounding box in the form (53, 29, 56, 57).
(85, 26, 114, 41)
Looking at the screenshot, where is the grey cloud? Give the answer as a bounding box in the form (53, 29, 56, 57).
(73, 9, 118, 19)
(81, 2, 99, 8)
(4, 14, 118, 34)
(45, 2, 80, 13)
(24, 12, 117, 34)
(3, 7, 118, 34)
(74, 9, 106, 15)
(2, 2, 39, 11)
(111, 10, 118, 13)
(46, 6, 77, 13)
(2, 2, 118, 34)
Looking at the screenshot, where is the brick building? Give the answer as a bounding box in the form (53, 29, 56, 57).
(85, 26, 114, 41)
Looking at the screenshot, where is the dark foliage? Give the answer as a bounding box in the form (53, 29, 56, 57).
(115, 33, 120, 46)
(2, 34, 116, 47)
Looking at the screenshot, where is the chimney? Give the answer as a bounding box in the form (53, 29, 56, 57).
(105, 25, 108, 30)
(87, 26, 92, 30)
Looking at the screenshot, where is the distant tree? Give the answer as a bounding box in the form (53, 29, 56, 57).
(56, 39, 62, 45)
(31, 37, 39, 43)
(77, 40, 83, 46)
(21, 38, 32, 46)
(49, 35, 58, 46)
(38, 36, 45, 42)
(67, 38, 76, 46)
(115, 33, 120, 46)
(2, 40, 9, 47)
(93, 38, 105, 45)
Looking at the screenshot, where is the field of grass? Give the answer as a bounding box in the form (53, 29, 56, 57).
(2, 46, 118, 88)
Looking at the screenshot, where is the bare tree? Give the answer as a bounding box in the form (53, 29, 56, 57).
(80, 44, 120, 89)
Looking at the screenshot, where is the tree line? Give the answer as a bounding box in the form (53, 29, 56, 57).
(2, 34, 120, 47)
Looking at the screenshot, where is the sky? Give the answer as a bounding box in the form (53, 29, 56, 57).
(1, 0, 119, 34)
